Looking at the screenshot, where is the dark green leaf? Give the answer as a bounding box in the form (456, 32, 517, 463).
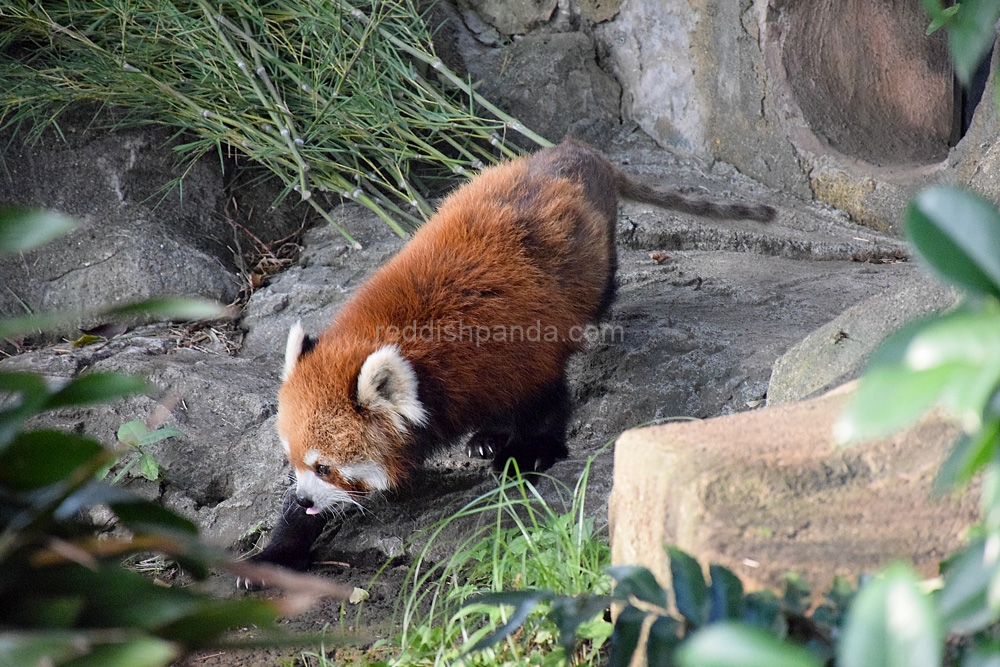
(0, 430, 104, 491)
(548, 594, 613, 652)
(7, 564, 203, 630)
(11, 596, 85, 628)
(646, 615, 681, 667)
(667, 547, 708, 626)
(812, 575, 856, 627)
(61, 636, 178, 667)
(937, 537, 999, 634)
(43, 373, 148, 410)
(676, 623, 821, 667)
(0, 206, 77, 256)
(110, 500, 198, 535)
(155, 599, 279, 644)
(464, 590, 555, 652)
(947, 0, 1000, 84)
(0, 371, 52, 445)
(782, 573, 811, 615)
(708, 564, 744, 623)
(741, 590, 781, 631)
(609, 565, 668, 608)
(839, 563, 942, 667)
(907, 186, 1000, 297)
(0, 370, 52, 400)
(608, 604, 645, 667)
(935, 423, 1000, 493)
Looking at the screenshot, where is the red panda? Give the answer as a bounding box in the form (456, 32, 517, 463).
(247, 140, 775, 575)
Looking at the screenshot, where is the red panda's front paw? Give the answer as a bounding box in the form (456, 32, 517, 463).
(236, 492, 329, 589)
(466, 432, 506, 460)
(235, 546, 312, 590)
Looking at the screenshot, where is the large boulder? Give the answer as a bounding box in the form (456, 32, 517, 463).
(610, 385, 977, 593)
(0, 111, 303, 341)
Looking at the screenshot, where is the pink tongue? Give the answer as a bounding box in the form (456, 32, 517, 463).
(306, 507, 322, 515)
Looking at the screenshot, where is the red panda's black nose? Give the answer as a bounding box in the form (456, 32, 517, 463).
(295, 495, 314, 509)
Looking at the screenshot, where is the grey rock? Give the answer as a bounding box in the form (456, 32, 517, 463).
(0, 112, 306, 341)
(0, 118, 239, 337)
(459, 0, 558, 36)
(460, 31, 622, 146)
(594, 2, 703, 151)
(767, 274, 960, 406)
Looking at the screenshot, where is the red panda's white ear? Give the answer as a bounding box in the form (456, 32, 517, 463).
(357, 345, 428, 429)
(283, 321, 317, 381)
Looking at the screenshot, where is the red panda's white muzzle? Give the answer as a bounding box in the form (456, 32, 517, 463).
(293, 456, 393, 514)
(294, 467, 362, 513)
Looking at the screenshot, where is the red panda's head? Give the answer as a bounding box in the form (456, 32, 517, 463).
(276, 322, 427, 515)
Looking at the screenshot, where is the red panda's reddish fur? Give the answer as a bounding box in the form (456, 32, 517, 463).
(278, 142, 616, 487)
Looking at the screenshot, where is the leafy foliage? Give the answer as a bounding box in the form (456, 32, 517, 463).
(105, 420, 183, 484)
(921, 0, 1000, 83)
(464, 548, 859, 667)
(831, 7, 1000, 658)
(0, 0, 547, 246)
(0, 208, 348, 666)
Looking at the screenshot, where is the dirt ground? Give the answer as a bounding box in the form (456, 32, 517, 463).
(176, 555, 418, 667)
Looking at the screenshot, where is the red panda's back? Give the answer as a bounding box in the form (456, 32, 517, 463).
(329, 152, 616, 431)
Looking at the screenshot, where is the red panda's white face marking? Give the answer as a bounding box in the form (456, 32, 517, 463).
(278, 326, 426, 514)
(339, 461, 392, 490)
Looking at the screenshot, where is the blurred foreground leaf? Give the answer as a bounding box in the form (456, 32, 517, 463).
(0, 207, 77, 257)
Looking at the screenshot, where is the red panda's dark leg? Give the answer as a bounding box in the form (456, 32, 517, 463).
(251, 489, 329, 572)
(488, 374, 571, 475)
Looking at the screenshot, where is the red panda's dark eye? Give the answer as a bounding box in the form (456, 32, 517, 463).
(315, 464, 331, 478)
